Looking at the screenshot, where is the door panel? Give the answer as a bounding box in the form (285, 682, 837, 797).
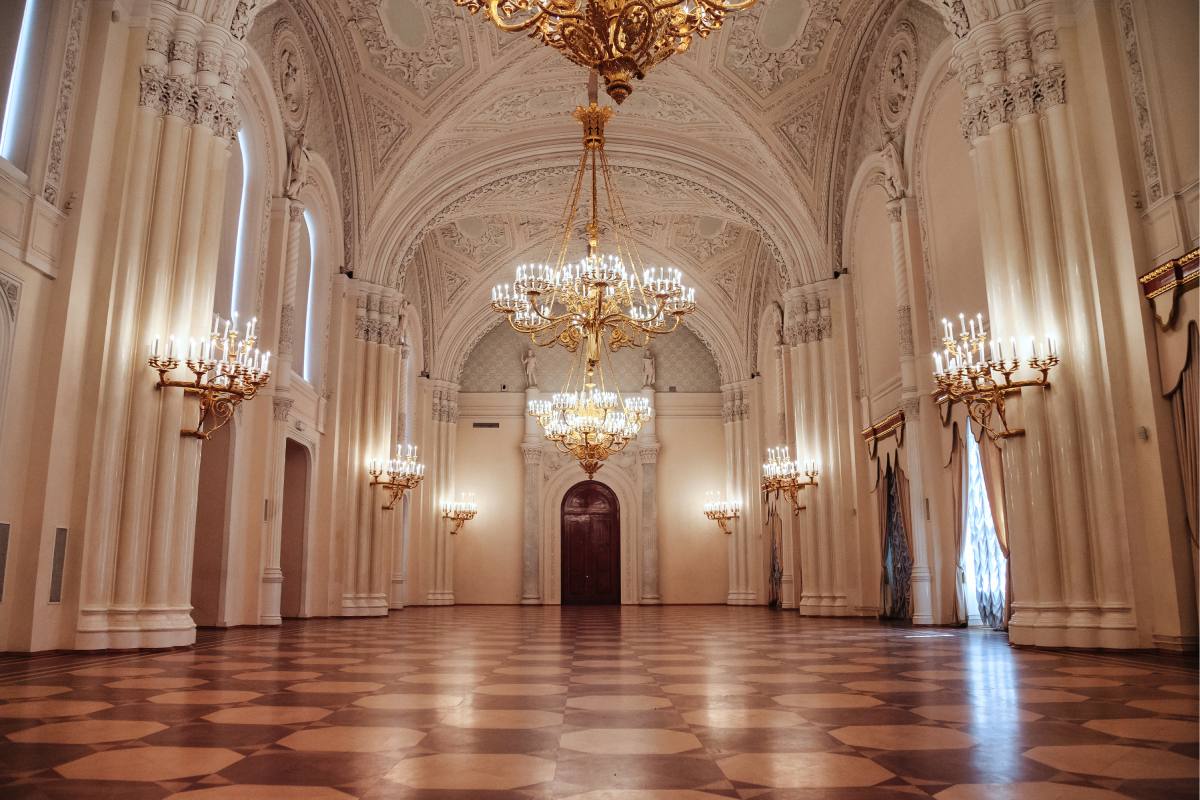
(561, 481, 620, 605)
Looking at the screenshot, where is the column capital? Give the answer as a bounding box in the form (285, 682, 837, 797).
(521, 444, 543, 464)
(638, 445, 660, 464)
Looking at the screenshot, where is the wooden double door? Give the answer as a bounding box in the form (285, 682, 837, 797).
(561, 481, 620, 605)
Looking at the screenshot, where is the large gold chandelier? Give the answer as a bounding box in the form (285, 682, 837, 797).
(490, 94, 696, 370)
(452, 0, 757, 102)
(528, 359, 651, 477)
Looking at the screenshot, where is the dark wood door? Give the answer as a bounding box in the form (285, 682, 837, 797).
(561, 481, 620, 605)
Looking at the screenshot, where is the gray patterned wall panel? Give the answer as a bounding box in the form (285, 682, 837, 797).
(460, 322, 721, 393)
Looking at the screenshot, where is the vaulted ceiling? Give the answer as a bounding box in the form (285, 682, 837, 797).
(247, 0, 962, 381)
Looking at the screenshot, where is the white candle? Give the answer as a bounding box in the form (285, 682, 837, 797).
(1009, 337, 1017, 362)
(151, 335, 159, 356)
(934, 352, 942, 374)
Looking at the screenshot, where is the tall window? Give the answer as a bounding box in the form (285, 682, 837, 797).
(0, 0, 46, 170)
(213, 133, 248, 319)
(294, 209, 317, 382)
(963, 421, 1007, 627)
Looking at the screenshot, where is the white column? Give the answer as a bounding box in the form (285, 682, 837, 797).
(521, 442, 543, 604)
(639, 444, 661, 604)
(259, 201, 305, 625)
(426, 381, 459, 604)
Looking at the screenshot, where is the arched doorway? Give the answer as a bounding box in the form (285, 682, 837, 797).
(561, 481, 620, 605)
(191, 423, 235, 627)
(280, 439, 310, 618)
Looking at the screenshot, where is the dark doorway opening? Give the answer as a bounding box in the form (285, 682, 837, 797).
(561, 481, 620, 605)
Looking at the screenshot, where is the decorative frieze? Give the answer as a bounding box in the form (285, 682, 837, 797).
(43, 0, 87, 206)
(1115, 0, 1163, 204)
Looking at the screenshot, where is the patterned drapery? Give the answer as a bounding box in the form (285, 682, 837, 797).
(880, 463, 913, 621)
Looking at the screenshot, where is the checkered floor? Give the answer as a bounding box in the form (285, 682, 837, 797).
(0, 606, 1196, 799)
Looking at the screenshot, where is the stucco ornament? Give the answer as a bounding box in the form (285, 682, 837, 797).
(878, 21, 917, 133)
(285, 132, 311, 200)
(272, 21, 310, 131)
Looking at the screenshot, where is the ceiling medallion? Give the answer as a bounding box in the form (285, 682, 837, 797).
(451, 0, 759, 103)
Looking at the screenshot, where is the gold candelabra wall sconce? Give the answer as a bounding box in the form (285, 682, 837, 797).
(703, 492, 742, 534)
(932, 313, 1060, 441)
(441, 494, 479, 535)
(760, 446, 819, 516)
(148, 313, 271, 440)
(367, 444, 426, 510)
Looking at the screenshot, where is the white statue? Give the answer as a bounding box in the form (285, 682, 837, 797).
(285, 131, 309, 200)
(522, 348, 538, 388)
(642, 350, 656, 388)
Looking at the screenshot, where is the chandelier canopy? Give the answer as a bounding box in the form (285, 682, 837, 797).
(491, 93, 696, 375)
(452, 0, 757, 103)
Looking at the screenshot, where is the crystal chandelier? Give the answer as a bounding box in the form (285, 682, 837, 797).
(148, 313, 271, 440)
(452, 0, 758, 103)
(932, 312, 1059, 441)
(528, 357, 651, 478)
(761, 446, 818, 515)
(367, 444, 426, 510)
(491, 92, 696, 373)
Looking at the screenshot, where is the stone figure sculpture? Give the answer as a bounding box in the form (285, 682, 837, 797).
(642, 350, 656, 388)
(523, 348, 538, 388)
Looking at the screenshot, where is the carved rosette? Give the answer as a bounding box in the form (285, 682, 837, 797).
(878, 22, 917, 134)
(272, 20, 310, 132)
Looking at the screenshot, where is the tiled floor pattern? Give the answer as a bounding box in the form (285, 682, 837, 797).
(0, 606, 1196, 799)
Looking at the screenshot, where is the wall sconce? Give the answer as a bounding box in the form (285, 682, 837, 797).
(148, 313, 271, 439)
(441, 494, 478, 534)
(368, 444, 425, 510)
(703, 492, 741, 534)
(761, 446, 818, 515)
(932, 312, 1059, 441)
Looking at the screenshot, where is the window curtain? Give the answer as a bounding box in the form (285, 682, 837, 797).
(1168, 322, 1197, 546)
(944, 422, 968, 625)
(972, 425, 1011, 628)
(880, 460, 914, 621)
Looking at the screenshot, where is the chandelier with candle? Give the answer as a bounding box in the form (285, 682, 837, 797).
(367, 444, 426, 510)
(148, 313, 271, 440)
(932, 313, 1059, 441)
(441, 494, 479, 534)
(490, 97, 696, 371)
(451, 0, 759, 104)
(703, 492, 741, 534)
(761, 446, 818, 514)
(528, 360, 651, 478)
